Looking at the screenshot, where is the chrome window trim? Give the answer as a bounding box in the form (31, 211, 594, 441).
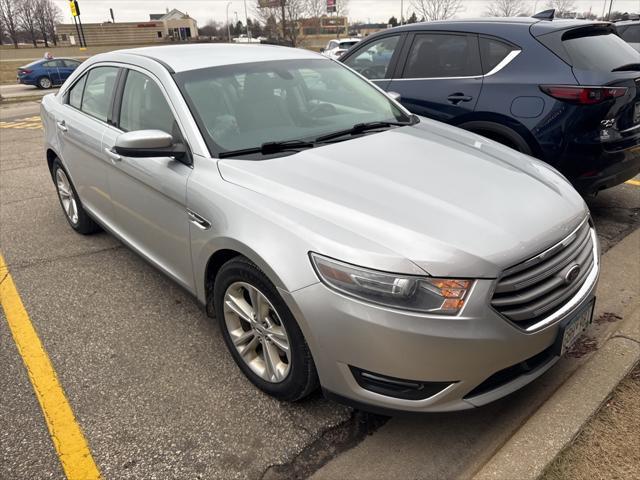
(389, 49, 521, 82)
(524, 227, 599, 332)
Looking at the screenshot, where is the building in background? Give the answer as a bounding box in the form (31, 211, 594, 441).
(149, 8, 198, 41)
(298, 16, 349, 50)
(56, 8, 197, 46)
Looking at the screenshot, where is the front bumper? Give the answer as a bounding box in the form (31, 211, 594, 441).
(282, 269, 598, 413)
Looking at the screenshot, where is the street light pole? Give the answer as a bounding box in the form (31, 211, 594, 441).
(226, 2, 232, 42)
(400, 0, 404, 25)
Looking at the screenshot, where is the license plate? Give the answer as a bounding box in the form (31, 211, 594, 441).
(560, 299, 594, 356)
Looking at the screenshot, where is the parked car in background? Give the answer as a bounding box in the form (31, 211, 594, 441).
(233, 34, 266, 43)
(17, 58, 82, 89)
(321, 37, 360, 59)
(341, 13, 640, 194)
(42, 44, 598, 414)
(616, 18, 640, 52)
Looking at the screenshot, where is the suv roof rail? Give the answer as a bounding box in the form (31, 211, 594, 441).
(615, 12, 640, 21)
(532, 9, 555, 20)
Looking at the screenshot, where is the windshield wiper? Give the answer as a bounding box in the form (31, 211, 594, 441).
(315, 117, 418, 143)
(612, 63, 640, 72)
(218, 140, 315, 159)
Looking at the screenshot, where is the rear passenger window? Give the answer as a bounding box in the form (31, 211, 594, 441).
(479, 37, 517, 73)
(119, 70, 177, 135)
(403, 34, 481, 78)
(81, 67, 119, 122)
(68, 74, 86, 109)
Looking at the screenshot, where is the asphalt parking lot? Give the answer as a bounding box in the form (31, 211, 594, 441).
(1, 101, 639, 480)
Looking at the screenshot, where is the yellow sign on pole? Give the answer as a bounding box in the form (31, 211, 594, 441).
(69, 0, 79, 17)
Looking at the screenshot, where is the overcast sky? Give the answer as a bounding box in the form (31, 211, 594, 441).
(52, 0, 640, 25)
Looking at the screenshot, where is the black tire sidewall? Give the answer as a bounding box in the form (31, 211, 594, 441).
(52, 159, 99, 234)
(38, 76, 51, 89)
(214, 258, 317, 401)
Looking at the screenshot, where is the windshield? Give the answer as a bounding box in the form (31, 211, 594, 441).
(562, 32, 640, 71)
(175, 58, 408, 157)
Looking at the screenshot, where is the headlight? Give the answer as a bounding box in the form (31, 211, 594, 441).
(310, 253, 473, 315)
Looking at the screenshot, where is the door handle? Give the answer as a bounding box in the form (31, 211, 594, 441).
(187, 210, 212, 230)
(56, 120, 67, 132)
(447, 93, 473, 104)
(104, 147, 122, 162)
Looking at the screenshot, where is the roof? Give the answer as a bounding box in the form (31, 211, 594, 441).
(116, 44, 323, 72)
(377, 17, 610, 36)
(149, 8, 191, 21)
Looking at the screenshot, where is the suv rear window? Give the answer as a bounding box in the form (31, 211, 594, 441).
(561, 29, 639, 71)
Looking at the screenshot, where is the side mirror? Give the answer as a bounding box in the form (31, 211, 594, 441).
(319, 47, 325, 53)
(387, 91, 402, 102)
(113, 130, 186, 159)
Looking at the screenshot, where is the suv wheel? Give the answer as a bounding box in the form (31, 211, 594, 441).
(214, 257, 318, 401)
(52, 159, 100, 234)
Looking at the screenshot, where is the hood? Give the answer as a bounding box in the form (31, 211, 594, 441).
(218, 120, 588, 277)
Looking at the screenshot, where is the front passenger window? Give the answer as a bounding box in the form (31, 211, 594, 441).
(119, 70, 177, 136)
(81, 67, 119, 122)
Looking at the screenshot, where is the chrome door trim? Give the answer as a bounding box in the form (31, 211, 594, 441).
(387, 49, 521, 82)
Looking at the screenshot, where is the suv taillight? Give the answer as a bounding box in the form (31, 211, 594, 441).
(540, 85, 628, 105)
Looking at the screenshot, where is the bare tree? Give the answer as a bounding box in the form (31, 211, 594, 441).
(486, 0, 525, 17)
(0, 0, 21, 47)
(305, 0, 349, 17)
(546, 0, 576, 17)
(18, 0, 40, 47)
(412, 0, 464, 21)
(39, 0, 62, 46)
(254, 0, 308, 46)
(44, 0, 62, 46)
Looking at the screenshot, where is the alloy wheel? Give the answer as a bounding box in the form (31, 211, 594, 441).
(55, 168, 78, 224)
(39, 77, 52, 88)
(223, 281, 291, 383)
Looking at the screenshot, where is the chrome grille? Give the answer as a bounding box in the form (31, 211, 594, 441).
(491, 219, 596, 330)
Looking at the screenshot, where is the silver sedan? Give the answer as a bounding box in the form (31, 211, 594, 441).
(41, 44, 598, 413)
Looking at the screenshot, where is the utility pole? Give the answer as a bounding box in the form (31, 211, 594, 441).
(281, 0, 287, 42)
(606, 0, 614, 19)
(226, 1, 232, 42)
(400, 0, 404, 25)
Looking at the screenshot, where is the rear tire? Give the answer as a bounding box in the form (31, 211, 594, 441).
(214, 256, 319, 402)
(37, 76, 52, 89)
(52, 158, 100, 234)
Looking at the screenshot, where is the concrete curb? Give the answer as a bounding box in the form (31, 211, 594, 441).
(0, 95, 45, 105)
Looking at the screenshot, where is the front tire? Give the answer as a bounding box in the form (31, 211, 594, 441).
(52, 159, 100, 234)
(214, 257, 318, 401)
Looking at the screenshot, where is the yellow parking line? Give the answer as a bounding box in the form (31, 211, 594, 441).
(625, 179, 640, 186)
(0, 253, 101, 480)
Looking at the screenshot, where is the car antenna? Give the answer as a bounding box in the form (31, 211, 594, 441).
(532, 9, 555, 20)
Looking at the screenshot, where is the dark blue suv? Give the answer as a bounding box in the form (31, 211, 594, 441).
(340, 15, 640, 194)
